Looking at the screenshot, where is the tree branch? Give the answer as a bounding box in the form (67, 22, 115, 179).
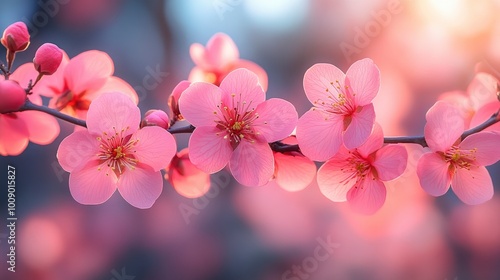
(19, 100, 87, 128)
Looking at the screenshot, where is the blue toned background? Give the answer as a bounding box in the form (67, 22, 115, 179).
(1, 0, 500, 279)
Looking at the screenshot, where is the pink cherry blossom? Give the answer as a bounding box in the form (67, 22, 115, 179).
(179, 68, 298, 187)
(273, 136, 316, 192)
(141, 109, 170, 129)
(0, 63, 59, 156)
(33, 43, 63, 75)
(296, 58, 380, 161)
(189, 33, 268, 91)
(417, 101, 500, 205)
(33, 50, 138, 119)
(56, 92, 176, 208)
(1, 21, 30, 52)
(166, 148, 211, 198)
(317, 124, 408, 214)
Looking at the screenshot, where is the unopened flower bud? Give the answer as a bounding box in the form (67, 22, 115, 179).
(0, 80, 26, 113)
(168, 80, 190, 121)
(33, 43, 63, 75)
(1, 22, 30, 53)
(141, 109, 170, 129)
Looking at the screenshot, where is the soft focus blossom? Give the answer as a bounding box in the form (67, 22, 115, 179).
(189, 33, 268, 91)
(0, 63, 59, 156)
(417, 101, 500, 205)
(57, 92, 176, 208)
(168, 80, 190, 121)
(273, 136, 316, 192)
(1, 21, 29, 52)
(179, 68, 297, 186)
(34, 50, 138, 119)
(33, 43, 64, 75)
(0, 80, 26, 113)
(317, 124, 408, 214)
(166, 148, 211, 198)
(296, 58, 380, 161)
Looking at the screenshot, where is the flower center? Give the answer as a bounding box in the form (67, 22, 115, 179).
(55, 89, 91, 113)
(96, 126, 139, 177)
(444, 146, 477, 171)
(314, 80, 356, 116)
(338, 151, 373, 187)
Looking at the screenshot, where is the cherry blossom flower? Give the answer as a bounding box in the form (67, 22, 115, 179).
(0, 63, 59, 156)
(168, 80, 190, 122)
(189, 33, 268, 91)
(417, 101, 500, 205)
(179, 68, 298, 187)
(273, 136, 316, 192)
(33, 50, 138, 119)
(33, 43, 63, 75)
(56, 92, 176, 208)
(317, 124, 408, 214)
(296, 58, 380, 161)
(165, 148, 211, 198)
(1, 22, 30, 53)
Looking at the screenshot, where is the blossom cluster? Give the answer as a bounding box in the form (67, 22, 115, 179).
(1, 22, 499, 213)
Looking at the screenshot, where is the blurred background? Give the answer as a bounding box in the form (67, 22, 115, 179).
(1, 0, 500, 279)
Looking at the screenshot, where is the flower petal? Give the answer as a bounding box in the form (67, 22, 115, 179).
(345, 58, 380, 106)
(346, 175, 386, 215)
(87, 76, 138, 104)
(9, 63, 39, 90)
(467, 73, 498, 109)
(57, 130, 99, 172)
(232, 59, 268, 92)
(189, 43, 209, 69)
(274, 152, 316, 192)
(168, 149, 211, 198)
(229, 139, 274, 186)
(219, 68, 265, 107)
(130, 126, 176, 171)
(424, 101, 464, 152)
(344, 103, 376, 150)
(19, 111, 60, 145)
(188, 126, 232, 173)
(303, 63, 346, 107)
(69, 160, 117, 205)
(373, 144, 408, 181)
(0, 114, 28, 156)
(117, 164, 163, 209)
(65, 50, 114, 95)
(296, 110, 344, 161)
(357, 122, 383, 158)
(253, 98, 298, 142)
(470, 102, 500, 132)
(317, 155, 356, 202)
(205, 33, 239, 70)
(416, 152, 451, 196)
(86, 92, 140, 136)
(459, 132, 500, 166)
(179, 82, 221, 127)
(451, 166, 494, 205)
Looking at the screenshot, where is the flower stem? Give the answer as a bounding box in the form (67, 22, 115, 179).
(19, 100, 87, 128)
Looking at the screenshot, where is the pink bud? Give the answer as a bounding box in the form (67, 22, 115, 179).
(1, 22, 30, 53)
(141, 109, 170, 129)
(33, 43, 63, 75)
(0, 80, 26, 113)
(168, 80, 190, 121)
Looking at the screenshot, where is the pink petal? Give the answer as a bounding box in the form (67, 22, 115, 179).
(252, 98, 298, 142)
(274, 152, 316, 192)
(303, 63, 346, 107)
(129, 126, 176, 171)
(188, 66, 216, 84)
(117, 164, 163, 209)
(317, 156, 356, 202)
(345, 58, 380, 106)
(459, 132, 500, 166)
(168, 149, 211, 198)
(219, 68, 265, 107)
(438, 90, 473, 127)
(188, 126, 232, 173)
(0, 114, 28, 156)
(87, 76, 138, 104)
(232, 59, 268, 92)
(9, 63, 39, 89)
(86, 92, 140, 136)
(357, 122, 383, 158)
(346, 174, 386, 215)
(373, 144, 408, 181)
(65, 50, 114, 95)
(57, 130, 98, 172)
(189, 43, 209, 69)
(451, 166, 494, 205)
(470, 102, 500, 132)
(178, 82, 221, 127)
(416, 152, 451, 196)
(467, 73, 498, 109)
(69, 160, 117, 205)
(424, 101, 464, 152)
(18, 111, 60, 145)
(296, 110, 343, 161)
(229, 139, 274, 186)
(343, 103, 376, 150)
(205, 33, 239, 70)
